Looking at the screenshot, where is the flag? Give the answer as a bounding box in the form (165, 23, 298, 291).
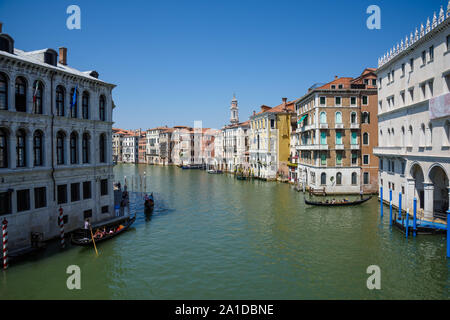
(33, 83, 38, 104)
(71, 85, 78, 109)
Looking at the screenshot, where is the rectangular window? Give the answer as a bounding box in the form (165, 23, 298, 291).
(101, 205, 109, 214)
(0, 192, 12, 215)
(362, 96, 368, 105)
(320, 97, 326, 106)
(335, 97, 341, 106)
(17, 189, 30, 212)
(336, 151, 342, 165)
(363, 172, 369, 185)
(34, 187, 46, 209)
(401, 63, 405, 77)
(320, 152, 327, 166)
(338, 84, 343, 89)
(57, 185, 67, 204)
(336, 131, 342, 145)
(83, 181, 92, 199)
(350, 97, 356, 106)
(410, 58, 414, 72)
(83, 209, 92, 219)
(429, 46, 434, 61)
(270, 119, 275, 129)
(100, 179, 108, 196)
(320, 131, 327, 145)
(363, 154, 369, 165)
(379, 158, 384, 170)
(331, 85, 336, 89)
(421, 50, 426, 65)
(351, 151, 357, 165)
(447, 35, 450, 51)
(71, 183, 80, 202)
(372, 79, 376, 86)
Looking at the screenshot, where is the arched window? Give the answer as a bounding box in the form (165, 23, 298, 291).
(82, 91, 89, 119)
(420, 123, 426, 146)
(82, 133, 90, 164)
(99, 95, 106, 121)
(351, 172, 357, 185)
(33, 80, 43, 114)
(350, 112, 356, 124)
(362, 112, 370, 124)
(33, 131, 43, 166)
(445, 121, 450, 146)
(336, 172, 342, 185)
(57, 131, 65, 165)
(0, 128, 8, 168)
(363, 132, 369, 145)
(320, 112, 327, 124)
(16, 129, 26, 167)
(15, 77, 27, 112)
(428, 123, 433, 146)
(70, 88, 78, 118)
(70, 132, 78, 164)
(0, 73, 7, 110)
(401, 126, 405, 146)
(99, 133, 106, 163)
(320, 172, 326, 185)
(335, 112, 342, 124)
(56, 85, 65, 116)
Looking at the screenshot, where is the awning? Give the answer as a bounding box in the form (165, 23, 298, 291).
(297, 114, 308, 124)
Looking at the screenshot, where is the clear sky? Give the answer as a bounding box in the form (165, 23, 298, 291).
(0, 0, 446, 130)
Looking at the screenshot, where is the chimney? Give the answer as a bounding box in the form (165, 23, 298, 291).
(282, 97, 287, 104)
(334, 75, 338, 80)
(0, 22, 3, 33)
(253, 110, 256, 116)
(59, 47, 67, 65)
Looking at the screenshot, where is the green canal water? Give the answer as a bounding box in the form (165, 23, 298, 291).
(0, 164, 449, 299)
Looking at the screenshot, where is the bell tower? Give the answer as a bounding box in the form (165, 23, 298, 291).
(230, 94, 239, 124)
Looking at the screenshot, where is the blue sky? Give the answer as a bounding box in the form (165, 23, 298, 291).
(0, 0, 446, 129)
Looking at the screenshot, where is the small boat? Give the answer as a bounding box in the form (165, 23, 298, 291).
(304, 196, 372, 207)
(144, 193, 154, 212)
(208, 169, 223, 174)
(393, 219, 446, 235)
(71, 216, 135, 246)
(236, 174, 247, 181)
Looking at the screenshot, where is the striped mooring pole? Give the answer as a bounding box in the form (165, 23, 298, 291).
(380, 187, 383, 218)
(389, 189, 392, 223)
(59, 207, 65, 248)
(2, 218, 8, 270)
(413, 198, 417, 237)
(447, 210, 449, 258)
(405, 208, 409, 239)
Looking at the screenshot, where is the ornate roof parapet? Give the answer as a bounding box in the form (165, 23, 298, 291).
(378, 2, 450, 68)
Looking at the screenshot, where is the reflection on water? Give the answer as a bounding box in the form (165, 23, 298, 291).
(0, 164, 449, 300)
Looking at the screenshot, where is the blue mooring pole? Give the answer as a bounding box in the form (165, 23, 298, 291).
(389, 189, 392, 224)
(405, 208, 409, 239)
(447, 210, 449, 259)
(398, 192, 402, 226)
(380, 187, 383, 218)
(413, 198, 417, 237)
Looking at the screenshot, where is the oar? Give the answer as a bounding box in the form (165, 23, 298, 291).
(89, 226, 98, 256)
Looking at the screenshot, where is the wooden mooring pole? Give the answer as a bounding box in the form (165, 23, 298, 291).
(389, 189, 392, 224)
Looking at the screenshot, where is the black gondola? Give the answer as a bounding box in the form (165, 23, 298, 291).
(144, 193, 154, 212)
(71, 215, 136, 246)
(304, 196, 372, 206)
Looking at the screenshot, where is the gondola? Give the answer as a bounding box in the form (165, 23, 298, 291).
(144, 193, 154, 212)
(71, 215, 136, 246)
(304, 196, 372, 207)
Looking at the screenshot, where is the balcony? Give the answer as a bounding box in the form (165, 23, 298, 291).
(350, 144, 360, 150)
(296, 144, 328, 150)
(373, 146, 406, 156)
(335, 144, 344, 150)
(296, 124, 315, 133)
(319, 123, 328, 129)
(335, 123, 344, 129)
(350, 123, 360, 129)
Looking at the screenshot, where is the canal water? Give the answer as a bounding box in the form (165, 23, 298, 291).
(0, 164, 449, 299)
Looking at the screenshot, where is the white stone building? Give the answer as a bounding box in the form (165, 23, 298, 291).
(0, 24, 116, 250)
(146, 127, 165, 164)
(374, 3, 450, 222)
(122, 132, 139, 164)
(222, 96, 250, 173)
